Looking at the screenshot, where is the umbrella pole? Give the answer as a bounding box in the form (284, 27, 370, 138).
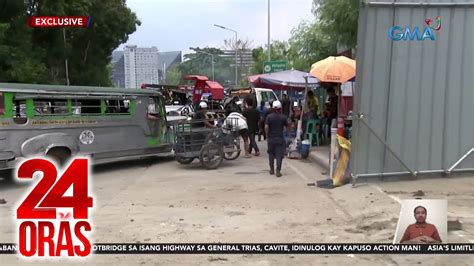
(299, 76, 309, 138)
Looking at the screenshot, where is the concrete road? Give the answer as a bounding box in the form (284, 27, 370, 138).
(0, 142, 473, 265)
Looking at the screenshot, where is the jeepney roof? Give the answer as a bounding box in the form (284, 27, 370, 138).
(0, 83, 161, 96)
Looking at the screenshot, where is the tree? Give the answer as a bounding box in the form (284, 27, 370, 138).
(313, 0, 360, 49)
(250, 40, 290, 75)
(0, 0, 139, 86)
(224, 37, 253, 86)
(168, 47, 233, 86)
(165, 64, 183, 85)
(287, 21, 336, 71)
(0, 1, 47, 83)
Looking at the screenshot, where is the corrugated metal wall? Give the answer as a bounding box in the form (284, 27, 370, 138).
(352, 0, 474, 177)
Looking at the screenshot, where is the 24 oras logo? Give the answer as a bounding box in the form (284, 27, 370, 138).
(16, 158, 93, 257)
(389, 16, 441, 41)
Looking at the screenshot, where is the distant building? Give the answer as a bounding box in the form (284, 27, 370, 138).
(110, 48, 182, 88)
(111, 51, 125, 88)
(123, 45, 159, 89)
(157, 51, 182, 83)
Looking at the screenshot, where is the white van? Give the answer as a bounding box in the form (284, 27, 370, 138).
(253, 88, 278, 108)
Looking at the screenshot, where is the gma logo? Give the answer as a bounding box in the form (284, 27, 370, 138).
(388, 26, 436, 41)
(388, 16, 441, 41)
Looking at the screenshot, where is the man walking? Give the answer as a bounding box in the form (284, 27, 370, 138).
(281, 93, 291, 118)
(257, 101, 268, 141)
(243, 98, 260, 156)
(265, 100, 288, 177)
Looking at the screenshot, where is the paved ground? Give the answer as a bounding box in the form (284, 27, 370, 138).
(0, 140, 473, 265)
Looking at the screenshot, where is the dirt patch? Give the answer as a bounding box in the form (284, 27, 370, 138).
(227, 211, 246, 217)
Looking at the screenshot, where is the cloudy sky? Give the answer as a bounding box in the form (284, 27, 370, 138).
(118, 0, 315, 53)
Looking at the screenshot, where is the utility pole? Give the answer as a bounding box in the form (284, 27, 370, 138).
(267, 0, 271, 61)
(214, 24, 238, 89)
(63, 28, 70, 86)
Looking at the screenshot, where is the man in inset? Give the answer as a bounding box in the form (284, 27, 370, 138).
(400, 206, 442, 244)
(265, 100, 288, 177)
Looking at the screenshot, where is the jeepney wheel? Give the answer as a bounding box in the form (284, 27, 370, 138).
(223, 141, 240, 160)
(46, 147, 71, 166)
(199, 143, 223, 170)
(176, 157, 194, 164)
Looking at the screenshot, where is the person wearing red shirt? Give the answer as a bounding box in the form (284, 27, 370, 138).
(400, 206, 442, 244)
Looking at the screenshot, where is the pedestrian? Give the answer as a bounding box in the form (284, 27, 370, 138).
(257, 101, 268, 141)
(265, 100, 288, 177)
(192, 102, 215, 129)
(304, 90, 319, 119)
(290, 102, 302, 130)
(225, 108, 251, 158)
(281, 93, 291, 118)
(243, 98, 260, 156)
(323, 87, 338, 132)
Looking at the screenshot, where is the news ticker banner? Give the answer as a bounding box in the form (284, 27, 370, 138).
(1, 243, 473, 255)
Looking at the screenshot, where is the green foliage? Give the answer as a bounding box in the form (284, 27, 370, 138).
(251, 47, 265, 75)
(250, 40, 289, 74)
(165, 64, 183, 85)
(0, 1, 48, 83)
(250, 0, 358, 74)
(313, 0, 359, 49)
(167, 47, 233, 87)
(0, 0, 139, 86)
(288, 21, 336, 71)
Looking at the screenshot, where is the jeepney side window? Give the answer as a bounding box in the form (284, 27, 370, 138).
(0, 92, 4, 115)
(72, 99, 102, 116)
(105, 99, 131, 114)
(33, 99, 69, 116)
(12, 99, 28, 124)
(12, 100, 27, 118)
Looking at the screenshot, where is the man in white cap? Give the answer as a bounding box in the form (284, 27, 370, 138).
(192, 101, 215, 128)
(265, 100, 288, 177)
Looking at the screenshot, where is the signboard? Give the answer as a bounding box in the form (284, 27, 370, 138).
(263, 60, 287, 73)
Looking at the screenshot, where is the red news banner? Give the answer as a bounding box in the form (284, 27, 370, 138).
(16, 158, 93, 257)
(28, 16, 91, 28)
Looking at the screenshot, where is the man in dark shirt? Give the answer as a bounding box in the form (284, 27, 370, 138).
(325, 87, 338, 125)
(265, 100, 288, 177)
(243, 98, 261, 156)
(244, 88, 257, 108)
(281, 93, 291, 118)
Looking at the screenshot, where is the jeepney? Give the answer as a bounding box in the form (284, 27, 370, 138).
(0, 83, 173, 169)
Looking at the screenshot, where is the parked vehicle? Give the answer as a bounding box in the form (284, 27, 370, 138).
(0, 83, 173, 169)
(230, 87, 278, 108)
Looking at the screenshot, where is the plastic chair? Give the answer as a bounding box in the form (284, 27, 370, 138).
(321, 119, 329, 143)
(305, 119, 320, 146)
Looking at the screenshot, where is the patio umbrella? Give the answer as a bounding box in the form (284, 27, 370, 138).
(309, 56, 356, 83)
